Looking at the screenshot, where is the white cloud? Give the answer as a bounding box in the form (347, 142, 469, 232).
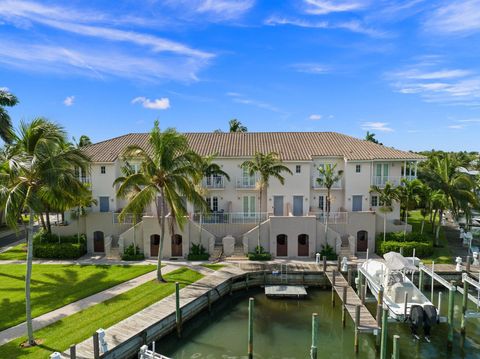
(303, 0, 370, 15)
(309, 114, 322, 120)
(448, 124, 466, 129)
(425, 0, 480, 35)
(226, 92, 284, 113)
(361, 122, 393, 132)
(165, 0, 254, 21)
(63, 95, 75, 106)
(132, 97, 170, 110)
(291, 63, 331, 74)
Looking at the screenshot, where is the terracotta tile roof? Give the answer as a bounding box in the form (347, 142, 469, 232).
(83, 132, 425, 162)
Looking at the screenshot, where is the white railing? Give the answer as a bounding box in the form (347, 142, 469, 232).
(202, 176, 225, 189)
(192, 212, 268, 224)
(311, 177, 342, 189)
(371, 175, 418, 187)
(112, 212, 144, 224)
(314, 212, 348, 224)
(236, 176, 258, 189)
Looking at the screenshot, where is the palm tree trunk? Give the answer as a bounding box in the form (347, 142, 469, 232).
(77, 207, 80, 244)
(45, 209, 51, 234)
(435, 209, 443, 246)
(25, 208, 35, 345)
(420, 219, 425, 234)
(325, 188, 330, 243)
(383, 210, 387, 242)
(432, 209, 438, 234)
(257, 187, 262, 253)
(157, 191, 166, 282)
(39, 213, 46, 231)
(404, 207, 408, 241)
(133, 216, 137, 255)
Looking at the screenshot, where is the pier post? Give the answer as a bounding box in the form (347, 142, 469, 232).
(466, 256, 471, 273)
(69, 345, 76, 359)
(403, 292, 409, 319)
(323, 256, 327, 273)
(354, 305, 360, 353)
(358, 270, 363, 297)
(347, 266, 352, 286)
(337, 256, 341, 271)
(375, 286, 384, 349)
(380, 306, 388, 359)
(392, 335, 400, 359)
(176, 282, 182, 338)
(431, 261, 435, 302)
(461, 277, 468, 336)
(437, 291, 442, 318)
(208, 290, 212, 313)
(248, 297, 254, 359)
(342, 286, 347, 328)
(419, 266, 424, 291)
(93, 332, 100, 359)
(447, 282, 455, 351)
(331, 270, 336, 307)
(310, 313, 319, 359)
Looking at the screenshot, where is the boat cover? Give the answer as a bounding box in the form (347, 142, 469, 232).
(383, 252, 417, 272)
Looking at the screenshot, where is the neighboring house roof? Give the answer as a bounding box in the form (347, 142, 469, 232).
(83, 132, 426, 162)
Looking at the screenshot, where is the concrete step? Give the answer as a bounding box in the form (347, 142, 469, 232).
(106, 247, 121, 260)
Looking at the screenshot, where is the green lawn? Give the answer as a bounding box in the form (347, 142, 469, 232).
(408, 210, 452, 264)
(0, 264, 156, 331)
(201, 263, 225, 271)
(0, 243, 27, 260)
(0, 267, 203, 358)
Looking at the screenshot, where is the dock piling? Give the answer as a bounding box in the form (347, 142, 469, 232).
(337, 256, 341, 271)
(331, 270, 336, 307)
(447, 281, 455, 351)
(392, 335, 400, 359)
(176, 282, 182, 338)
(347, 266, 352, 286)
(403, 292, 409, 319)
(437, 291, 442, 317)
(431, 261, 435, 302)
(342, 286, 347, 327)
(69, 345, 76, 359)
(419, 265, 424, 291)
(354, 305, 360, 353)
(93, 332, 100, 359)
(380, 306, 388, 359)
(248, 297, 254, 359)
(461, 277, 468, 336)
(310, 313, 319, 359)
(323, 256, 327, 273)
(375, 286, 384, 349)
(466, 256, 471, 273)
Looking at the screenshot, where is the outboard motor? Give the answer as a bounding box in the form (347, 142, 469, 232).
(409, 305, 424, 337)
(423, 305, 438, 338)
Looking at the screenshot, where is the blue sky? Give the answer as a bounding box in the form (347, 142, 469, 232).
(1, 0, 480, 151)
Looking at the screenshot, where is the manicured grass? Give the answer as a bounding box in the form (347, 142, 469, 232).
(0, 243, 27, 260)
(0, 264, 156, 331)
(0, 267, 203, 359)
(201, 263, 225, 271)
(408, 210, 452, 264)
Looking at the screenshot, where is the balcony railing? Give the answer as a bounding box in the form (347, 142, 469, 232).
(312, 177, 342, 189)
(313, 211, 348, 224)
(202, 176, 225, 189)
(236, 176, 258, 189)
(371, 175, 417, 187)
(192, 212, 267, 224)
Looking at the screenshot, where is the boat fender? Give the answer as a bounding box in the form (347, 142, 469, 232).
(409, 305, 424, 337)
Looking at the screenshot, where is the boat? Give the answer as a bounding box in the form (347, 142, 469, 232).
(361, 252, 438, 332)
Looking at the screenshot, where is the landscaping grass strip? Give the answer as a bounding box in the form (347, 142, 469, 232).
(201, 263, 225, 271)
(0, 264, 156, 331)
(0, 267, 203, 359)
(0, 243, 27, 260)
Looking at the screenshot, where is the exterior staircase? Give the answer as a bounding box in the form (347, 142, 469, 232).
(210, 245, 224, 262)
(106, 235, 122, 260)
(227, 244, 248, 261)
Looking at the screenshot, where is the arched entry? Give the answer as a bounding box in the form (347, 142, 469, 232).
(277, 234, 288, 257)
(357, 230, 368, 252)
(93, 231, 105, 252)
(171, 234, 183, 257)
(298, 234, 309, 256)
(150, 234, 160, 257)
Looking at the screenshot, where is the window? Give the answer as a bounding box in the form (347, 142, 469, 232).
(318, 195, 324, 211)
(371, 195, 378, 207)
(356, 164, 361, 173)
(101, 166, 106, 174)
(206, 196, 219, 212)
(295, 165, 301, 174)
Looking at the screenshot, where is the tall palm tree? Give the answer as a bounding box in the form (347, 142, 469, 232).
(0, 118, 89, 346)
(316, 163, 343, 237)
(241, 152, 292, 252)
(397, 178, 422, 239)
(370, 182, 399, 242)
(229, 119, 247, 133)
(116, 121, 207, 281)
(365, 131, 379, 144)
(0, 88, 18, 143)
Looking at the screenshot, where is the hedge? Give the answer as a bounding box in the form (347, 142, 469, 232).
(187, 253, 210, 261)
(33, 231, 87, 259)
(34, 231, 86, 245)
(248, 252, 271, 261)
(376, 240, 433, 257)
(122, 244, 145, 261)
(376, 231, 430, 243)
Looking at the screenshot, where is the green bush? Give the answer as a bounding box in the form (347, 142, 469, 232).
(32, 231, 87, 259)
(376, 231, 430, 243)
(122, 244, 145, 261)
(320, 244, 337, 260)
(376, 240, 433, 257)
(34, 231, 86, 245)
(187, 243, 209, 261)
(248, 246, 271, 261)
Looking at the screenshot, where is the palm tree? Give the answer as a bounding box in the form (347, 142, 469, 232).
(116, 121, 207, 281)
(0, 118, 89, 346)
(77, 135, 92, 147)
(241, 152, 292, 252)
(365, 131, 379, 144)
(0, 88, 18, 143)
(370, 182, 399, 242)
(229, 119, 247, 133)
(397, 178, 422, 239)
(316, 164, 343, 237)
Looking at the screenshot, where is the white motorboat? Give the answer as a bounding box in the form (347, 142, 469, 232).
(361, 252, 437, 323)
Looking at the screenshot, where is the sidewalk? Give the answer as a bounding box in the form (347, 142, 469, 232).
(0, 263, 215, 345)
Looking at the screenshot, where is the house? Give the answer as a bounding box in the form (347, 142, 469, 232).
(53, 132, 425, 259)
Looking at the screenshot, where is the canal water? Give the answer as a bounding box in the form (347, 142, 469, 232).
(159, 288, 480, 358)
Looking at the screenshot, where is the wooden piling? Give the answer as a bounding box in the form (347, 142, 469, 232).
(466, 256, 471, 272)
(337, 256, 341, 271)
(437, 291, 443, 317)
(331, 270, 336, 307)
(358, 270, 363, 298)
(447, 282, 455, 351)
(93, 332, 100, 359)
(403, 292, 409, 319)
(419, 266, 424, 291)
(354, 305, 360, 353)
(323, 256, 327, 273)
(347, 266, 352, 286)
(431, 261, 435, 302)
(310, 313, 319, 359)
(69, 344, 76, 359)
(248, 297, 254, 359)
(380, 306, 388, 359)
(375, 286, 384, 348)
(392, 335, 400, 359)
(342, 286, 347, 328)
(461, 279, 468, 336)
(175, 282, 182, 338)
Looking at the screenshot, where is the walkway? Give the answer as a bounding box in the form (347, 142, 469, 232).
(0, 264, 214, 346)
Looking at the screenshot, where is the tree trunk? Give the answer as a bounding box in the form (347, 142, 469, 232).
(156, 191, 166, 282)
(383, 210, 387, 242)
(39, 213, 46, 231)
(404, 207, 408, 241)
(257, 187, 262, 253)
(45, 209, 51, 234)
(325, 188, 330, 243)
(435, 209, 443, 246)
(61, 211, 65, 224)
(133, 217, 137, 255)
(77, 207, 80, 244)
(25, 208, 35, 345)
(420, 219, 425, 234)
(432, 209, 438, 234)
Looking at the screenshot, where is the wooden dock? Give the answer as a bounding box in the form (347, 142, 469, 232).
(265, 285, 307, 298)
(325, 270, 379, 333)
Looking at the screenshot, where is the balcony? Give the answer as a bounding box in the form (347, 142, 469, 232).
(312, 177, 343, 189)
(236, 176, 258, 189)
(371, 175, 417, 187)
(192, 212, 267, 224)
(202, 176, 225, 189)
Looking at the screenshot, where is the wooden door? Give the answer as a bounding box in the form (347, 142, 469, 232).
(357, 231, 368, 252)
(298, 234, 309, 256)
(171, 235, 183, 257)
(150, 235, 160, 257)
(277, 234, 288, 257)
(93, 231, 104, 252)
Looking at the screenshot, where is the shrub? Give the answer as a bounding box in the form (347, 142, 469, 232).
(376, 239, 433, 257)
(187, 243, 209, 261)
(34, 231, 86, 245)
(122, 244, 145, 261)
(376, 231, 429, 243)
(248, 246, 271, 261)
(320, 244, 337, 260)
(33, 231, 87, 259)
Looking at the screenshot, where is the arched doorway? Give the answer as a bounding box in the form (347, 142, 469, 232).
(298, 234, 309, 256)
(150, 234, 160, 257)
(357, 230, 368, 252)
(171, 234, 183, 257)
(277, 234, 288, 257)
(93, 231, 105, 252)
